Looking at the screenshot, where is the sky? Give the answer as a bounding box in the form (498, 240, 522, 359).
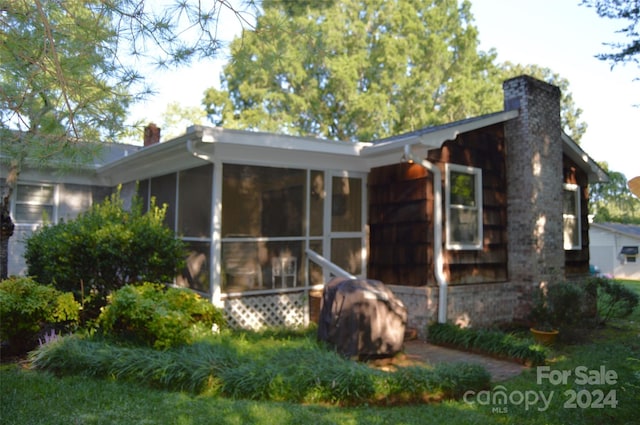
(128, 0, 639, 180)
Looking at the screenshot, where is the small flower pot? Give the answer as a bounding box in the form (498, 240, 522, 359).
(530, 328, 559, 346)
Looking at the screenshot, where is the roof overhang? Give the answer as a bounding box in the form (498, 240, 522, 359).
(97, 126, 370, 184)
(361, 109, 519, 168)
(561, 133, 609, 184)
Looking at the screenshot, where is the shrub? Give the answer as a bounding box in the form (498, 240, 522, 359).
(529, 281, 587, 331)
(24, 189, 185, 318)
(0, 277, 80, 354)
(594, 278, 639, 323)
(98, 282, 226, 349)
(427, 322, 547, 365)
(30, 334, 491, 404)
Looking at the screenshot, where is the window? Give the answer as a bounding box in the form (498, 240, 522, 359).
(15, 184, 55, 223)
(563, 184, 581, 250)
(621, 246, 638, 263)
(445, 164, 482, 250)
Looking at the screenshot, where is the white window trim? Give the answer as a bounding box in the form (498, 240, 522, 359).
(563, 183, 581, 250)
(445, 163, 483, 250)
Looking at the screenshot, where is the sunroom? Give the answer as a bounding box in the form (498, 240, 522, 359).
(98, 126, 371, 329)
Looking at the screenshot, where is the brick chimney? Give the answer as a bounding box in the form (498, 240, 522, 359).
(143, 123, 161, 147)
(503, 76, 565, 318)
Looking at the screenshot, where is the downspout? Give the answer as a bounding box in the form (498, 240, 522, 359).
(404, 145, 448, 323)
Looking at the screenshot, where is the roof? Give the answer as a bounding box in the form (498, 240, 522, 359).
(591, 222, 640, 240)
(360, 110, 519, 167)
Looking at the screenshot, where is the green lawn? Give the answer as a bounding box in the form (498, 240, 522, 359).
(2, 281, 639, 425)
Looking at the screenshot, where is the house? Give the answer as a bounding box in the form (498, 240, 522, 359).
(589, 222, 640, 280)
(0, 75, 608, 332)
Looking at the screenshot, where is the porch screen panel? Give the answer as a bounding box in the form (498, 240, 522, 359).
(331, 176, 362, 232)
(330, 238, 363, 276)
(309, 170, 324, 236)
(222, 164, 306, 237)
(178, 164, 213, 237)
(176, 241, 210, 294)
(150, 173, 177, 231)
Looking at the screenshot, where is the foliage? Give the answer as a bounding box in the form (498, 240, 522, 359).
(8, 282, 640, 424)
(427, 322, 547, 365)
(30, 331, 490, 405)
(591, 277, 639, 323)
(589, 164, 640, 223)
(204, 0, 503, 142)
(529, 281, 588, 331)
(581, 0, 640, 70)
(97, 282, 225, 349)
(0, 276, 79, 354)
(24, 189, 185, 318)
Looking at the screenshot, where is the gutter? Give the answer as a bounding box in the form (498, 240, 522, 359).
(404, 145, 449, 324)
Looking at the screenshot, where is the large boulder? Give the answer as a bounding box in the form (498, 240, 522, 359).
(317, 277, 407, 359)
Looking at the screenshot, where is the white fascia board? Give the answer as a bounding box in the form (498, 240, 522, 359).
(561, 133, 609, 184)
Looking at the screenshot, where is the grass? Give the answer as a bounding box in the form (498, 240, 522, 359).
(2, 281, 639, 425)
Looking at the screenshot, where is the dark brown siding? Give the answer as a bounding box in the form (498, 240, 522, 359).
(368, 163, 435, 286)
(564, 155, 591, 277)
(368, 124, 508, 286)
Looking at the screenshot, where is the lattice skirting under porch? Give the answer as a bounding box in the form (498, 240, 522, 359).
(223, 291, 308, 330)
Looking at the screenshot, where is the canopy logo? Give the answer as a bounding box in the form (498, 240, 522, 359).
(463, 365, 618, 413)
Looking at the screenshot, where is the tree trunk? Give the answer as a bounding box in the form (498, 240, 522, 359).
(0, 201, 14, 279)
(1, 160, 19, 280)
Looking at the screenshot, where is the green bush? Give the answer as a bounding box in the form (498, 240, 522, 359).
(594, 278, 639, 323)
(98, 283, 226, 349)
(529, 281, 587, 330)
(0, 277, 80, 354)
(24, 189, 185, 317)
(427, 322, 547, 365)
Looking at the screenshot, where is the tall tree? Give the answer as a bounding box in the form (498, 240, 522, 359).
(590, 163, 640, 223)
(203, 0, 503, 142)
(0, 0, 257, 278)
(581, 0, 640, 71)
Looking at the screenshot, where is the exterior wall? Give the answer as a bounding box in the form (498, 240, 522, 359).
(368, 163, 435, 286)
(589, 227, 640, 280)
(7, 183, 111, 276)
(377, 76, 570, 332)
(432, 125, 509, 284)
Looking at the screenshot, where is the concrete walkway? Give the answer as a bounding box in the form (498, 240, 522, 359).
(400, 340, 528, 382)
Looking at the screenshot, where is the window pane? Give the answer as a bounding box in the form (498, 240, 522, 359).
(16, 185, 54, 204)
(331, 176, 362, 232)
(309, 170, 324, 236)
(222, 164, 305, 237)
(176, 241, 210, 294)
(450, 209, 479, 245)
(178, 165, 213, 237)
(15, 184, 54, 223)
(563, 190, 576, 215)
(331, 238, 362, 276)
(450, 172, 475, 206)
(150, 173, 177, 231)
(15, 204, 54, 222)
(563, 216, 579, 249)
